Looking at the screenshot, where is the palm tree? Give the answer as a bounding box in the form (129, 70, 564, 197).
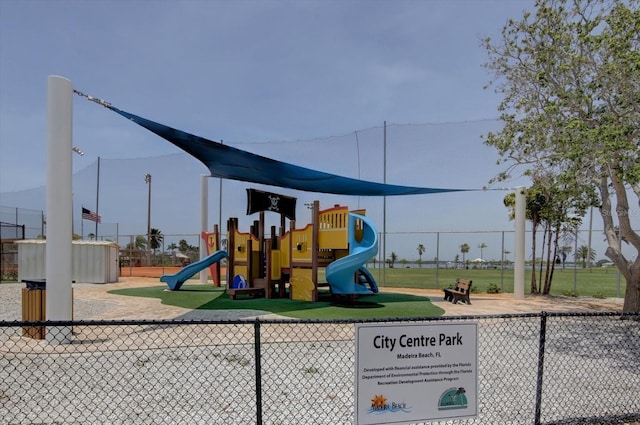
(388, 251, 398, 268)
(560, 245, 572, 270)
(575, 245, 596, 269)
(503, 250, 511, 265)
(416, 244, 425, 268)
(166, 242, 178, 265)
(134, 235, 147, 250)
(478, 243, 487, 260)
(460, 243, 470, 265)
(87, 233, 96, 241)
(178, 239, 190, 253)
(149, 228, 164, 254)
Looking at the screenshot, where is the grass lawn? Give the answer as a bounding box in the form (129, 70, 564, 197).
(362, 266, 626, 298)
(108, 285, 445, 320)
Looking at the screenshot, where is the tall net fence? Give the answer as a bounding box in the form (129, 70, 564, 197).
(0, 206, 43, 239)
(0, 227, 632, 298)
(1, 313, 638, 424)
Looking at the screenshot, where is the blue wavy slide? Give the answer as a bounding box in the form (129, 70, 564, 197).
(326, 213, 379, 295)
(161, 250, 228, 291)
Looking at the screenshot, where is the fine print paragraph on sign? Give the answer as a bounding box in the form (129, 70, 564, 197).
(355, 322, 478, 425)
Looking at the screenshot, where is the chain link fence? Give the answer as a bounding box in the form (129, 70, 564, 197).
(1, 313, 638, 424)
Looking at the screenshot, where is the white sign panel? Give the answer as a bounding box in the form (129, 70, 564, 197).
(355, 322, 478, 425)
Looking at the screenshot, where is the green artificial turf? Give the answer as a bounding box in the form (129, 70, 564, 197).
(108, 285, 444, 319)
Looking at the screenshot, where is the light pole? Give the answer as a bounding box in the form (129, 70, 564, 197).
(144, 173, 152, 266)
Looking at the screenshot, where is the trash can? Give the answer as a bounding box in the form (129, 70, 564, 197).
(22, 279, 46, 339)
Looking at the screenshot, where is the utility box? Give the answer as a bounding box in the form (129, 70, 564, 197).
(16, 240, 120, 283)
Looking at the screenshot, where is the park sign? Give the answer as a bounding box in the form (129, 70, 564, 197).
(355, 322, 478, 425)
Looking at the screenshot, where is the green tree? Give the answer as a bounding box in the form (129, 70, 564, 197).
(178, 239, 190, 253)
(504, 183, 581, 294)
(167, 242, 177, 254)
(483, 0, 640, 311)
(559, 245, 572, 270)
(149, 228, 164, 254)
(125, 235, 147, 250)
(416, 244, 426, 268)
(388, 252, 398, 268)
(177, 239, 199, 257)
(503, 250, 511, 265)
(478, 243, 487, 260)
(460, 243, 470, 265)
(575, 245, 597, 269)
(135, 235, 147, 250)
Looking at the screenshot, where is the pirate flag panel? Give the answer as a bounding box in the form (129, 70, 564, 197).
(246, 188, 297, 221)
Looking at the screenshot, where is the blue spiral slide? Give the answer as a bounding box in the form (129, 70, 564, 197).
(325, 213, 379, 296)
(161, 250, 228, 291)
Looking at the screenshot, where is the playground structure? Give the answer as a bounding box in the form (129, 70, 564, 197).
(201, 197, 379, 302)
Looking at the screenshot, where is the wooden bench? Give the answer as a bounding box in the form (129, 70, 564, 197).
(443, 279, 472, 305)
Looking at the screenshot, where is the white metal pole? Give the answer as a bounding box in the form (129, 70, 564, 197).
(146, 174, 151, 265)
(382, 121, 386, 286)
(200, 174, 208, 283)
(46, 75, 73, 344)
(514, 186, 526, 299)
(219, 140, 223, 235)
(95, 156, 100, 238)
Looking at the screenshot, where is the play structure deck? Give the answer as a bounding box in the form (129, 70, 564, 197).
(198, 194, 379, 302)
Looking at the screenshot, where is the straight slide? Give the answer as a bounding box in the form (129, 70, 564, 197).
(161, 250, 228, 291)
(326, 213, 378, 295)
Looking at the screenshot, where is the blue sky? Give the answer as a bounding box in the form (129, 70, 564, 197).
(7, 0, 612, 262)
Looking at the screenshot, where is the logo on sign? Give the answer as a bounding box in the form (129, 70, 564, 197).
(368, 394, 411, 416)
(438, 387, 468, 410)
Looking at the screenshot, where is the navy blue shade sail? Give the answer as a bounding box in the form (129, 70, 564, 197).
(112, 107, 471, 197)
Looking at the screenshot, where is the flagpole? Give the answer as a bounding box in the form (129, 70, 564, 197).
(81, 205, 84, 239)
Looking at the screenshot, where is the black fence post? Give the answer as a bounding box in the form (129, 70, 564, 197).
(534, 311, 548, 425)
(254, 318, 263, 425)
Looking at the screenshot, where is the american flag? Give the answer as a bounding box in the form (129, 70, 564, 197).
(82, 207, 102, 223)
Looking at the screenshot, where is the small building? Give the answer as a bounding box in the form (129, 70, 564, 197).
(17, 240, 119, 284)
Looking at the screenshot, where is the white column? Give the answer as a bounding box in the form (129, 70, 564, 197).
(514, 186, 526, 299)
(46, 75, 73, 344)
(199, 174, 208, 283)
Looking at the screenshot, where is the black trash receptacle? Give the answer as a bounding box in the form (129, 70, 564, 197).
(24, 279, 46, 290)
(22, 279, 46, 339)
